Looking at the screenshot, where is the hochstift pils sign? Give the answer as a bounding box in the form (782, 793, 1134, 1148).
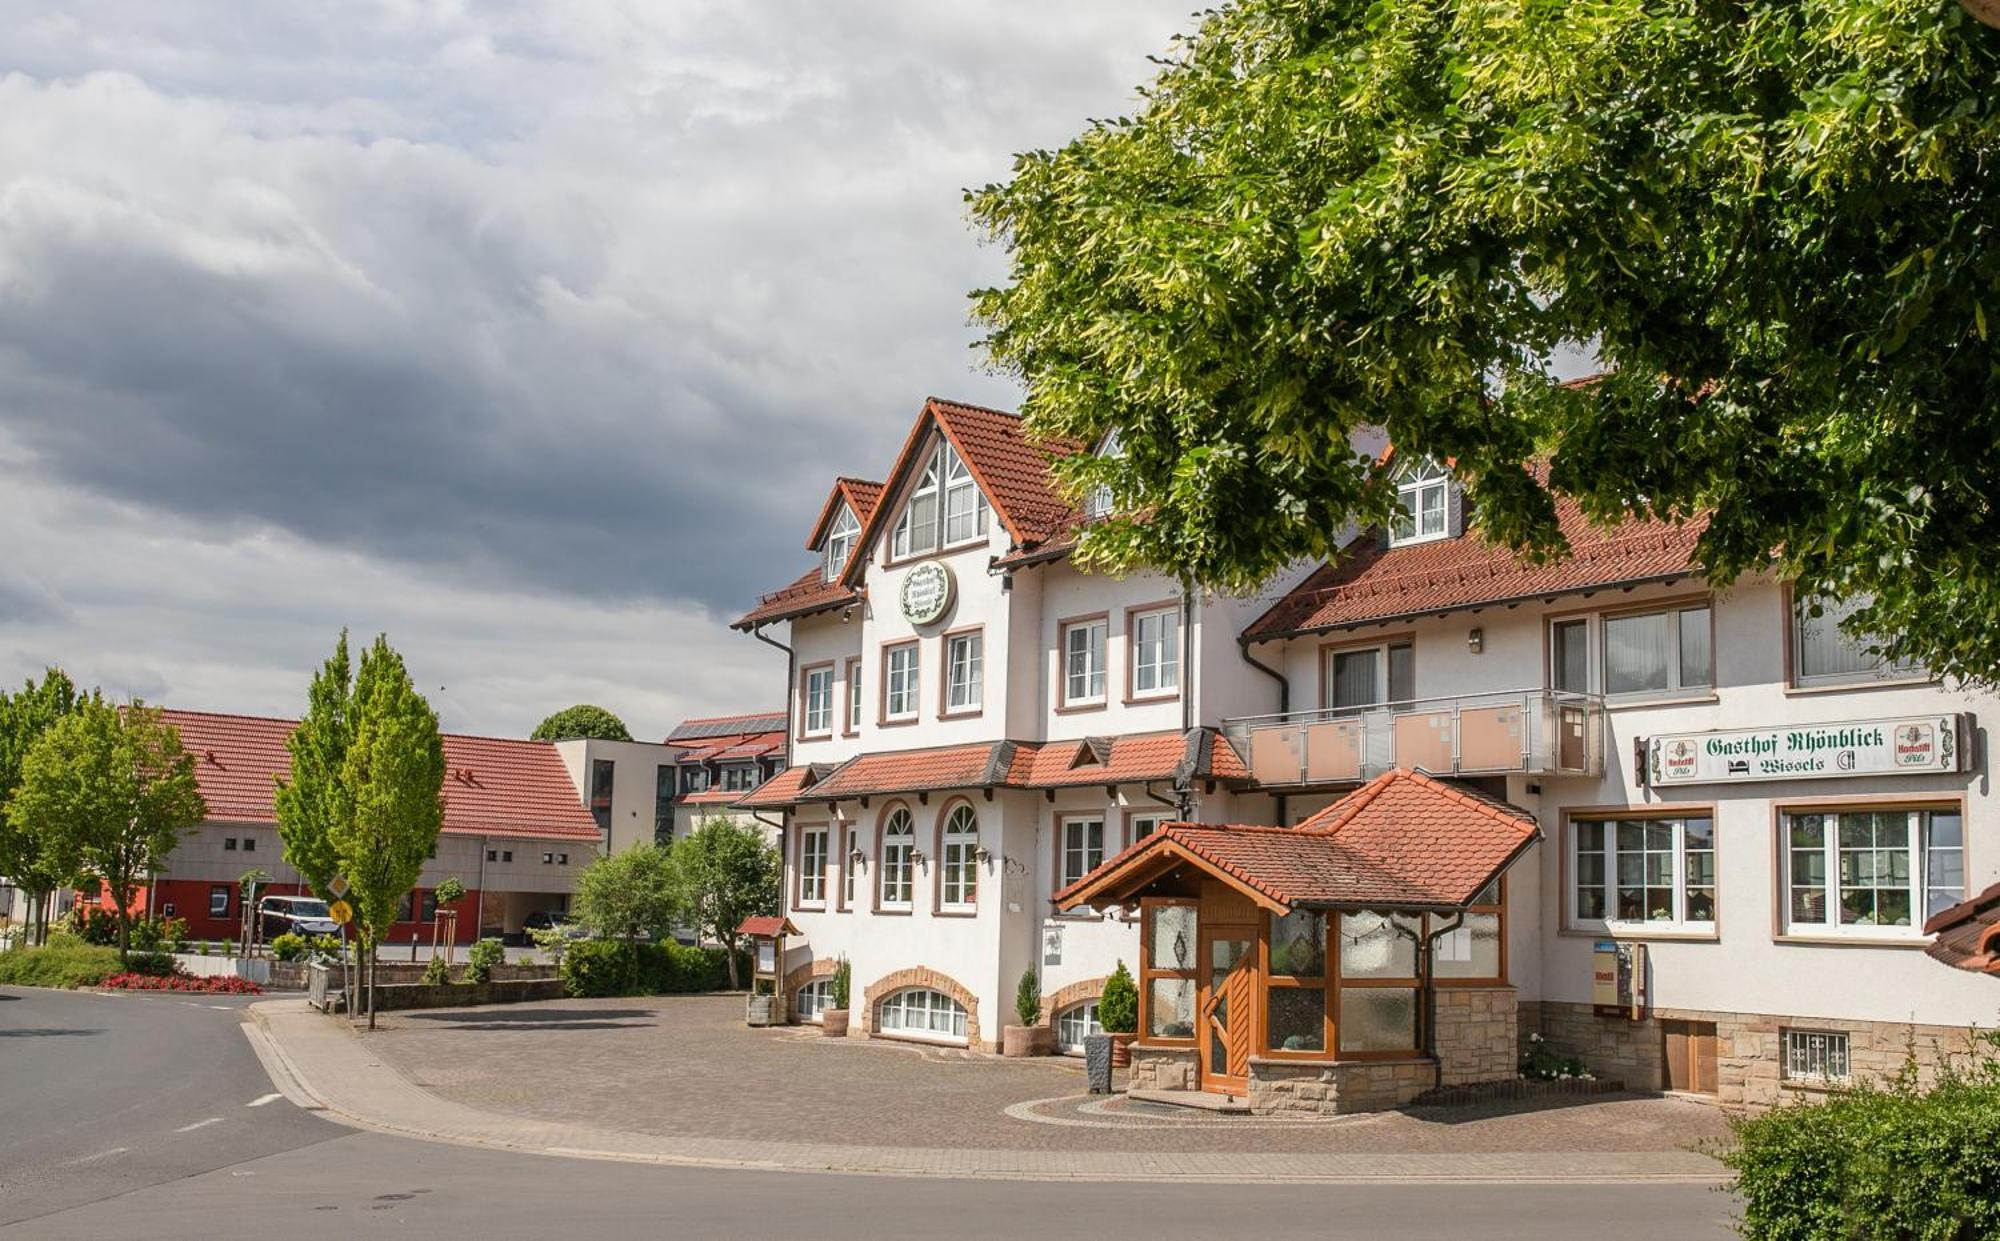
(1644, 715, 1961, 788)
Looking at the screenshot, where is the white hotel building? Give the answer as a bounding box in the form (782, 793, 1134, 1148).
(732, 396, 1998, 1111)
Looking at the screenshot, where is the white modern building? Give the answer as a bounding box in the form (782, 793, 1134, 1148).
(732, 396, 1998, 1112)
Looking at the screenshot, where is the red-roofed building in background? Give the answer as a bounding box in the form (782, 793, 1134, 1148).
(725, 393, 1999, 1115)
(662, 711, 788, 841)
(125, 710, 608, 945)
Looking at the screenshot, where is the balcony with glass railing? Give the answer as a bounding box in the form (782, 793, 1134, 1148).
(1223, 689, 1605, 788)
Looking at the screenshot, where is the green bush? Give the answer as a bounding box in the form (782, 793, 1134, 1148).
(1098, 960, 1138, 1034)
(560, 939, 752, 999)
(1724, 1035, 2000, 1240)
(464, 938, 505, 984)
(124, 951, 176, 976)
(309, 934, 344, 961)
(1015, 968, 1042, 1027)
(421, 954, 451, 985)
(830, 956, 850, 1010)
(269, 933, 308, 962)
(0, 942, 124, 988)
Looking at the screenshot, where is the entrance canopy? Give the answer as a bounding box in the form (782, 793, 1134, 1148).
(1056, 768, 1540, 915)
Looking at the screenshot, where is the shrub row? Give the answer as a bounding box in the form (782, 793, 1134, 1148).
(102, 972, 262, 995)
(560, 939, 750, 998)
(1724, 1043, 2000, 1240)
(0, 939, 175, 988)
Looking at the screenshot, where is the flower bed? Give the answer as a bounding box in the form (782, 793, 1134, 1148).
(101, 971, 263, 995)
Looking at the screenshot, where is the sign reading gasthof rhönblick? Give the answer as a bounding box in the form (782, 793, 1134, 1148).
(899, 561, 955, 626)
(1645, 714, 1961, 787)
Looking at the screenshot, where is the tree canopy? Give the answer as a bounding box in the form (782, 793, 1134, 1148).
(671, 818, 779, 989)
(970, 0, 2000, 683)
(573, 845, 682, 941)
(530, 704, 633, 742)
(0, 669, 79, 939)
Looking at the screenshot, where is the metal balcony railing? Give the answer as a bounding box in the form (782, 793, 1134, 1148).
(1222, 689, 1606, 787)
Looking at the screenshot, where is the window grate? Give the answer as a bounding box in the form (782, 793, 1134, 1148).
(1783, 1029, 1851, 1082)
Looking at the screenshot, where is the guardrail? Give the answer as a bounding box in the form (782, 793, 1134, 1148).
(1223, 688, 1605, 787)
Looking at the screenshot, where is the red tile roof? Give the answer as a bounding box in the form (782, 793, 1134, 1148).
(1245, 488, 1706, 640)
(736, 915, 800, 938)
(1924, 881, 2000, 975)
(731, 566, 863, 631)
(160, 709, 602, 843)
(805, 477, 886, 550)
(732, 764, 824, 810)
(1057, 768, 1539, 911)
(807, 742, 1011, 801)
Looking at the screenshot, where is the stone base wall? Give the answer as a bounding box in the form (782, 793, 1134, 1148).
(1528, 1000, 1993, 1110)
(1434, 987, 1518, 1085)
(1249, 1058, 1437, 1114)
(861, 965, 985, 1050)
(1129, 1045, 1197, 1092)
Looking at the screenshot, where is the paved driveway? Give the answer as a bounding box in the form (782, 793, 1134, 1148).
(364, 994, 1732, 1156)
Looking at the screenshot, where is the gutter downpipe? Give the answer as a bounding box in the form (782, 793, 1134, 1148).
(751, 622, 797, 884)
(1420, 911, 1465, 1073)
(1177, 588, 1197, 820)
(1237, 636, 1291, 824)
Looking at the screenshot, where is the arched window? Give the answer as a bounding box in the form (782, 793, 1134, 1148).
(879, 808, 914, 908)
(1055, 1001, 1103, 1054)
(823, 505, 860, 582)
(939, 805, 978, 910)
(796, 978, 835, 1023)
(1391, 459, 1451, 546)
(893, 440, 988, 557)
(879, 987, 968, 1041)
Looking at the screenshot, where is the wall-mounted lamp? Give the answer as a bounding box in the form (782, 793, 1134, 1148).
(1467, 626, 1484, 654)
(910, 849, 929, 871)
(848, 850, 865, 868)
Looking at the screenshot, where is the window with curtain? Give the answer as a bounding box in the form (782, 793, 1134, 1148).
(799, 827, 829, 904)
(1325, 642, 1413, 711)
(1792, 593, 1926, 686)
(1143, 902, 1198, 1039)
(802, 665, 834, 735)
(1266, 908, 1328, 1053)
(1390, 459, 1451, 545)
(884, 644, 919, 719)
(1063, 618, 1108, 704)
(1336, 910, 1422, 1055)
(845, 658, 863, 732)
(1602, 605, 1712, 696)
(1571, 816, 1715, 929)
(1784, 808, 1961, 933)
(1131, 607, 1180, 696)
(945, 632, 983, 713)
(1060, 816, 1104, 890)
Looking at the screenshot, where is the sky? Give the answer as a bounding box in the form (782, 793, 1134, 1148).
(0, 2, 1192, 739)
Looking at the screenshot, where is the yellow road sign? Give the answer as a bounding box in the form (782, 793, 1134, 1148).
(328, 899, 353, 925)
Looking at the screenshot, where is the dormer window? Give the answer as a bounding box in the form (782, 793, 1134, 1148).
(823, 505, 860, 582)
(893, 440, 988, 558)
(1083, 429, 1121, 522)
(1391, 459, 1451, 546)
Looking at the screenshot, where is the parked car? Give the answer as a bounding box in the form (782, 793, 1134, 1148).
(257, 895, 340, 941)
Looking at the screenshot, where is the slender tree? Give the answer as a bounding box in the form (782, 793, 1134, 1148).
(0, 669, 79, 944)
(273, 631, 352, 902)
(331, 636, 446, 1028)
(8, 698, 206, 961)
(670, 818, 779, 989)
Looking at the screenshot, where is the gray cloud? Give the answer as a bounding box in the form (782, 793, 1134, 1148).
(0, 3, 1187, 732)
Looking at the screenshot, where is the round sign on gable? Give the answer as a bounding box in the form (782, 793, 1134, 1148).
(899, 561, 956, 626)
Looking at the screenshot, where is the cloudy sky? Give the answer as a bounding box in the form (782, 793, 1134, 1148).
(0, 2, 1189, 738)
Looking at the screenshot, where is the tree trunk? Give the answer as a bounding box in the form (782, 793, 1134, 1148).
(366, 941, 377, 1031)
(724, 934, 739, 989)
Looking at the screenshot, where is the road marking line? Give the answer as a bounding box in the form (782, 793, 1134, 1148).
(247, 1093, 284, 1107)
(175, 1117, 224, 1133)
(63, 1147, 127, 1165)
(209, 1004, 233, 1010)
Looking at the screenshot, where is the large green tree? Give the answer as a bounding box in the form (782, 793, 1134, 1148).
(530, 704, 632, 742)
(572, 845, 682, 941)
(273, 631, 352, 902)
(0, 669, 79, 944)
(670, 818, 779, 989)
(8, 698, 206, 960)
(334, 636, 446, 1028)
(971, 0, 2000, 683)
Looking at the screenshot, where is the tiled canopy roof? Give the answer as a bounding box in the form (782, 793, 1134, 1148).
(732, 729, 1247, 810)
(1056, 768, 1539, 912)
(160, 709, 603, 843)
(1245, 480, 1706, 640)
(1924, 881, 2000, 976)
(731, 566, 863, 631)
(805, 477, 885, 550)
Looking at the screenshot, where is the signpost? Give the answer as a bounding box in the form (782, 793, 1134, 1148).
(1644, 714, 1961, 788)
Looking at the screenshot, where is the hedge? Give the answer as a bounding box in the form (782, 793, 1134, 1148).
(0, 940, 126, 988)
(561, 939, 752, 998)
(1723, 1039, 2000, 1240)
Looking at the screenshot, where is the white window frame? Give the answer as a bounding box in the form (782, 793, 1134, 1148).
(1782, 807, 1962, 937)
(878, 987, 968, 1042)
(799, 826, 829, 906)
(879, 809, 915, 909)
(892, 441, 988, 559)
(1083, 429, 1122, 522)
(1062, 618, 1108, 705)
(884, 644, 919, 720)
(796, 978, 835, 1023)
(944, 631, 983, 714)
(1390, 459, 1451, 546)
(940, 805, 978, 911)
(802, 665, 834, 736)
(1560, 603, 1714, 699)
(1783, 1029, 1852, 1083)
(1056, 1000, 1103, 1053)
(1321, 640, 1414, 712)
(1791, 593, 1927, 688)
(840, 828, 857, 908)
(1060, 815, 1106, 891)
(823, 505, 860, 582)
(1130, 607, 1180, 698)
(845, 659, 863, 733)
(1568, 814, 1717, 932)
(1128, 812, 1170, 843)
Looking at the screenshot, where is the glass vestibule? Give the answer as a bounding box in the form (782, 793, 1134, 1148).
(1139, 889, 1506, 1086)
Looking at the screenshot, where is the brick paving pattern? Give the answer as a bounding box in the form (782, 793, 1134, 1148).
(363, 994, 1732, 1155)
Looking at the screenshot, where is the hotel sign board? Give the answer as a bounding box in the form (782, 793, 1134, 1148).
(1645, 714, 1961, 788)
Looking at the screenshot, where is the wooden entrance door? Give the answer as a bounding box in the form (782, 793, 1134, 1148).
(1198, 922, 1257, 1093)
(1662, 1019, 1718, 1094)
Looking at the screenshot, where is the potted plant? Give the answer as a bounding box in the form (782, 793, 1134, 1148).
(822, 956, 851, 1038)
(1099, 960, 1139, 1066)
(1002, 968, 1051, 1056)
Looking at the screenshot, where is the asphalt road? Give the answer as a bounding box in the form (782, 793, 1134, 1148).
(0, 986, 1741, 1239)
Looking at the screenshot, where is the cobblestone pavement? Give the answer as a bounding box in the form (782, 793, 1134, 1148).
(363, 994, 1733, 1156)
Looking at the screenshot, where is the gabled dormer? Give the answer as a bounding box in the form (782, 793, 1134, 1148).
(1380, 450, 1466, 548)
(806, 477, 885, 583)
